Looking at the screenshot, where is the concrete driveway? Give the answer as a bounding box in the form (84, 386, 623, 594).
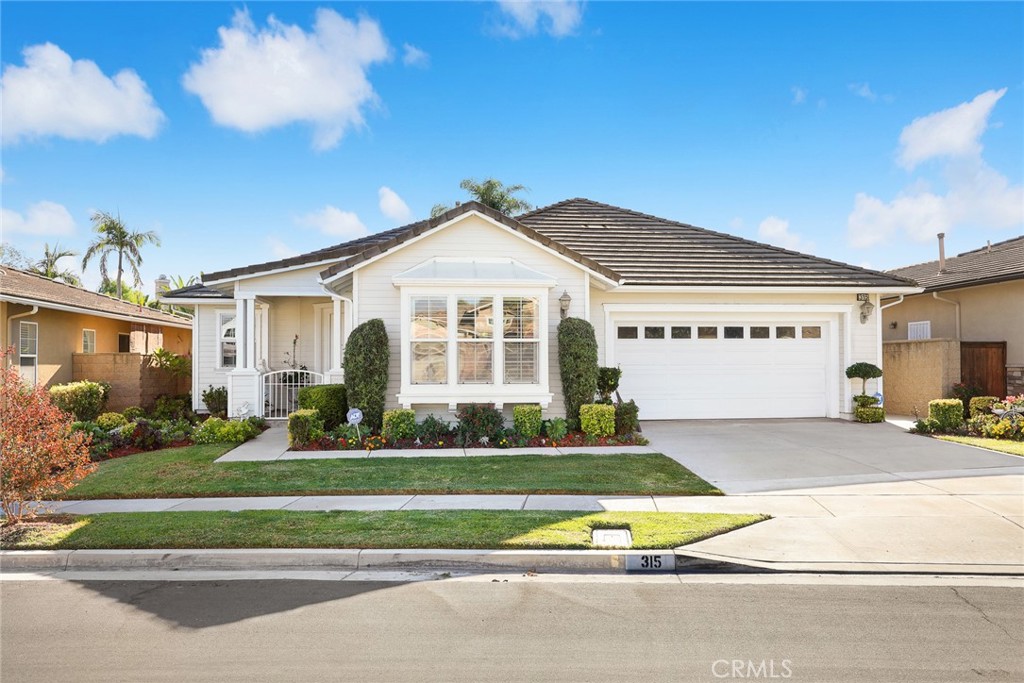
(642, 419, 1024, 573)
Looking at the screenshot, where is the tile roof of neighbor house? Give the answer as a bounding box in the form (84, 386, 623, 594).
(192, 198, 916, 290)
(885, 235, 1024, 292)
(0, 267, 192, 328)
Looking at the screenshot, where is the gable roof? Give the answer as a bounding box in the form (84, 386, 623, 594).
(885, 235, 1024, 292)
(517, 199, 916, 288)
(0, 267, 192, 328)
(160, 282, 232, 301)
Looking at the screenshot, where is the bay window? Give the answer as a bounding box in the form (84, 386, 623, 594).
(503, 297, 539, 383)
(411, 296, 447, 384)
(457, 297, 493, 383)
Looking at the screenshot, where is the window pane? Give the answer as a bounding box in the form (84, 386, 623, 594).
(671, 326, 691, 339)
(802, 326, 822, 339)
(19, 323, 37, 355)
(412, 297, 447, 339)
(83, 330, 96, 353)
(724, 326, 744, 339)
(503, 297, 538, 339)
(412, 342, 447, 384)
(644, 326, 665, 339)
(221, 341, 237, 367)
(617, 326, 638, 339)
(504, 341, 538, 384)
(118, 334, 131, 353)
(776, 326, 796, 339)
(750, 326, 770, 339)
(698, 326, 718, 339)
(220, 314, 236, 339)
(458, 342, 492, 384)
(457, 297, 493, 339)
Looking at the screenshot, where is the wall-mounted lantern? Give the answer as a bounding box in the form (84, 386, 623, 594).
(559, 290, 572, 319)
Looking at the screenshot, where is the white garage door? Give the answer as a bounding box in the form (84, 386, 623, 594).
(613, 321, 831, 420)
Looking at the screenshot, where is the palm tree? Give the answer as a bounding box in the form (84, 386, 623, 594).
(30, 242, 82, 286)
(431, 178, 534, 217)
(81, 211, 160, 300)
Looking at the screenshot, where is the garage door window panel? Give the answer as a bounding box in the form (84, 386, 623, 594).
(617, 326, 638, 340)
(671, 326, 691, 339)
(724, 326, 744, 339)
(802, 326, 822, 339)
(645, 326, 665, 339)
(776, 326, 796, 339)
(698, 326, 718, 339)
(751, 326, 770, 339)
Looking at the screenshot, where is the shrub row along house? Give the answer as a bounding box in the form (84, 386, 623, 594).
(0, 266, 193, 410)
(161, 199, 919, 422)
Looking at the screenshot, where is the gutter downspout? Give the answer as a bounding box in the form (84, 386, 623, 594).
(880, 295, 904, 312)
(932, 291, 961, 339)
(6, 305, 39, 367)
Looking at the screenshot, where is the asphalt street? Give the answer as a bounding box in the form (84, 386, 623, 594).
(2, 575, 1021, 682)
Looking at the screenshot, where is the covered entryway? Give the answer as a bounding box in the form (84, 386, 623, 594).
(612, 319, 834, 419)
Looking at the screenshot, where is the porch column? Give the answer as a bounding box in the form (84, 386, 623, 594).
(245, 297, 256, 371)
(235, 297, 247, 369)
(327, 296, 345, 384)
(229, 294, 260, 419)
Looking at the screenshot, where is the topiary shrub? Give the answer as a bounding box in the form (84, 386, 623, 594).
(298, 384, 348, 431)
(513, 404, 543, 438)
(48, 380, 109, 421)
(456, 403, 505, 444)
(596, 367, 622, 404)
(928, 399, 964, 432)
(969, 396, 999, 418)
(201, 385, 228, 416)
(580, 403, 615, 437)
(845, 362, 883, 396)
(615, 400, 640, 435)
(854, 406, 885, 423)
(558, 318, 598, 431)
(416, 415, 453, 441)
(287, 409, 324, 447)
(853, 394, 880, 408)
(343, 319, 389, 432)
(96, 412, 129, 431)
(382, 409, 417, 441)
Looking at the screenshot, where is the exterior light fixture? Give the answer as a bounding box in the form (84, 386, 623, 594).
(559, 290, 572, 319)
(860, 299, 875, 324)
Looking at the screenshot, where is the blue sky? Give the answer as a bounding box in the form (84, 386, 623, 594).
(2, 1, 1022, 292)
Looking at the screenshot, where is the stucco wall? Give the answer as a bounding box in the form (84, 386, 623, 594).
(882, 339, 960, 417)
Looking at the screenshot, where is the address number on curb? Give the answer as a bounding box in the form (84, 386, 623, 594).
(626, 554, 676, 572)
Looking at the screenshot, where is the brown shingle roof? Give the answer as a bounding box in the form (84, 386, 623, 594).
(0, 267, 192, 328)
(885, 235, 1024, 292)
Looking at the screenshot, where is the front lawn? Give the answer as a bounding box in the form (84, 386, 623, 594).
(0, 510, 765, 550)
(936, 435, 1024, 457)
(65, 444, 721, 499)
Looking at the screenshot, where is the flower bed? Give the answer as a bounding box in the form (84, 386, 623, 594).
(289, 430, 649, 452)
(913, 394, 1024, 442)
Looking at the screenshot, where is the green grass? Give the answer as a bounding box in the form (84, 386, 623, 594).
(0, 510, 765, 550)
(65, 444, 721, 499)
(936, 435, 1024, 457)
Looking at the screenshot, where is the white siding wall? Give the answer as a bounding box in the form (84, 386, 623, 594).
(357, 214, 590, 418)
(265, 296, 330, 372)
(236, 265, 330, 294)
(194, 304, 236, 410)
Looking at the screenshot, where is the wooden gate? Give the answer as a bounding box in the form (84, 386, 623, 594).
(961, 342, 1007, 398)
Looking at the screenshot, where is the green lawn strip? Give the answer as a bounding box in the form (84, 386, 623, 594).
(935, 435, 1024, 457)
(66, 444, 721, 499)
(1, 510, 766, 550)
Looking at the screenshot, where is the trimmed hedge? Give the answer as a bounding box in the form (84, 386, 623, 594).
(96, 412, 129, 431)
(580, 403, 615, 437)
(513, 405, 543, 438)
(615, 400, 640, 435)
(456, 404, 505, 443)
(969, 396, 999, 418)
(48, 380, 108, 421)
(193, 417, 259, 445)
(558, 318, 598, 431)
(854, 406, 885, 423)
(382, 409, 417, 441)
(343, 319, 389, 432)
(122, 406, 145, 421)
(298, 384, 348, 431)
(929, 399, 964, 432)
(287, 409, 324, 447)
(853, 394, 880, 408)
(596, 367, 622, 404)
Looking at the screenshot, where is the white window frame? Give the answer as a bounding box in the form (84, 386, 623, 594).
(217, 311, 238, 369)
(398, 287, 552, 409)
(82, 328, 96, 354)
(18, 321, 38, 384)
(907, 320, 931, 340)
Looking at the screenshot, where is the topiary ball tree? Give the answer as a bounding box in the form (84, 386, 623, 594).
(343, 318, 389, 432)
(846, 362, 883, 396)
(557, 317, 599, 431)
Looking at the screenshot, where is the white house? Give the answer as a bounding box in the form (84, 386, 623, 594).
(161, 199, 920, 421)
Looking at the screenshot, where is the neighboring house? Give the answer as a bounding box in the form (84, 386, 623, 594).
(0, 266, 193, 409)
(881, 234, 1024, 414)
(161, 199, 917, 421)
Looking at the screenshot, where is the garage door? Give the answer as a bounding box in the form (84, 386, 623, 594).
(613, 321, 830, 420)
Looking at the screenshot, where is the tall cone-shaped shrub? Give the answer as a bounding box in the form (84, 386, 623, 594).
(558, 317, 599, 431)
(343, 319, 389, 431)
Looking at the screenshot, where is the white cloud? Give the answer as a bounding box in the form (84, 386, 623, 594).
(297, 205, 368, 240)
(496, 1, 584, 38)
(790, 86, 807, 105)
(847, 88, 1022, 248)
(182, 9, 390, 151)
(898, 88, 1006, 170)
(757, 216, 814, 253)
(378, 186, 412, 223)
(848, 82, 877, 102)
(1, 200, 77, 236)
(1, 43, 165, 144)
(402, 43, 429, 68)
(267, 236, 298, 259)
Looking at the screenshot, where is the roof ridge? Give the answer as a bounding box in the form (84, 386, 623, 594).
(956, 234, 1024, 257)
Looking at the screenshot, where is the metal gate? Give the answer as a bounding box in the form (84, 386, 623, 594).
(262, 370, 324, 419)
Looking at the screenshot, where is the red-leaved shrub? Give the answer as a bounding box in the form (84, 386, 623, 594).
(1, 348, 95, 521)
